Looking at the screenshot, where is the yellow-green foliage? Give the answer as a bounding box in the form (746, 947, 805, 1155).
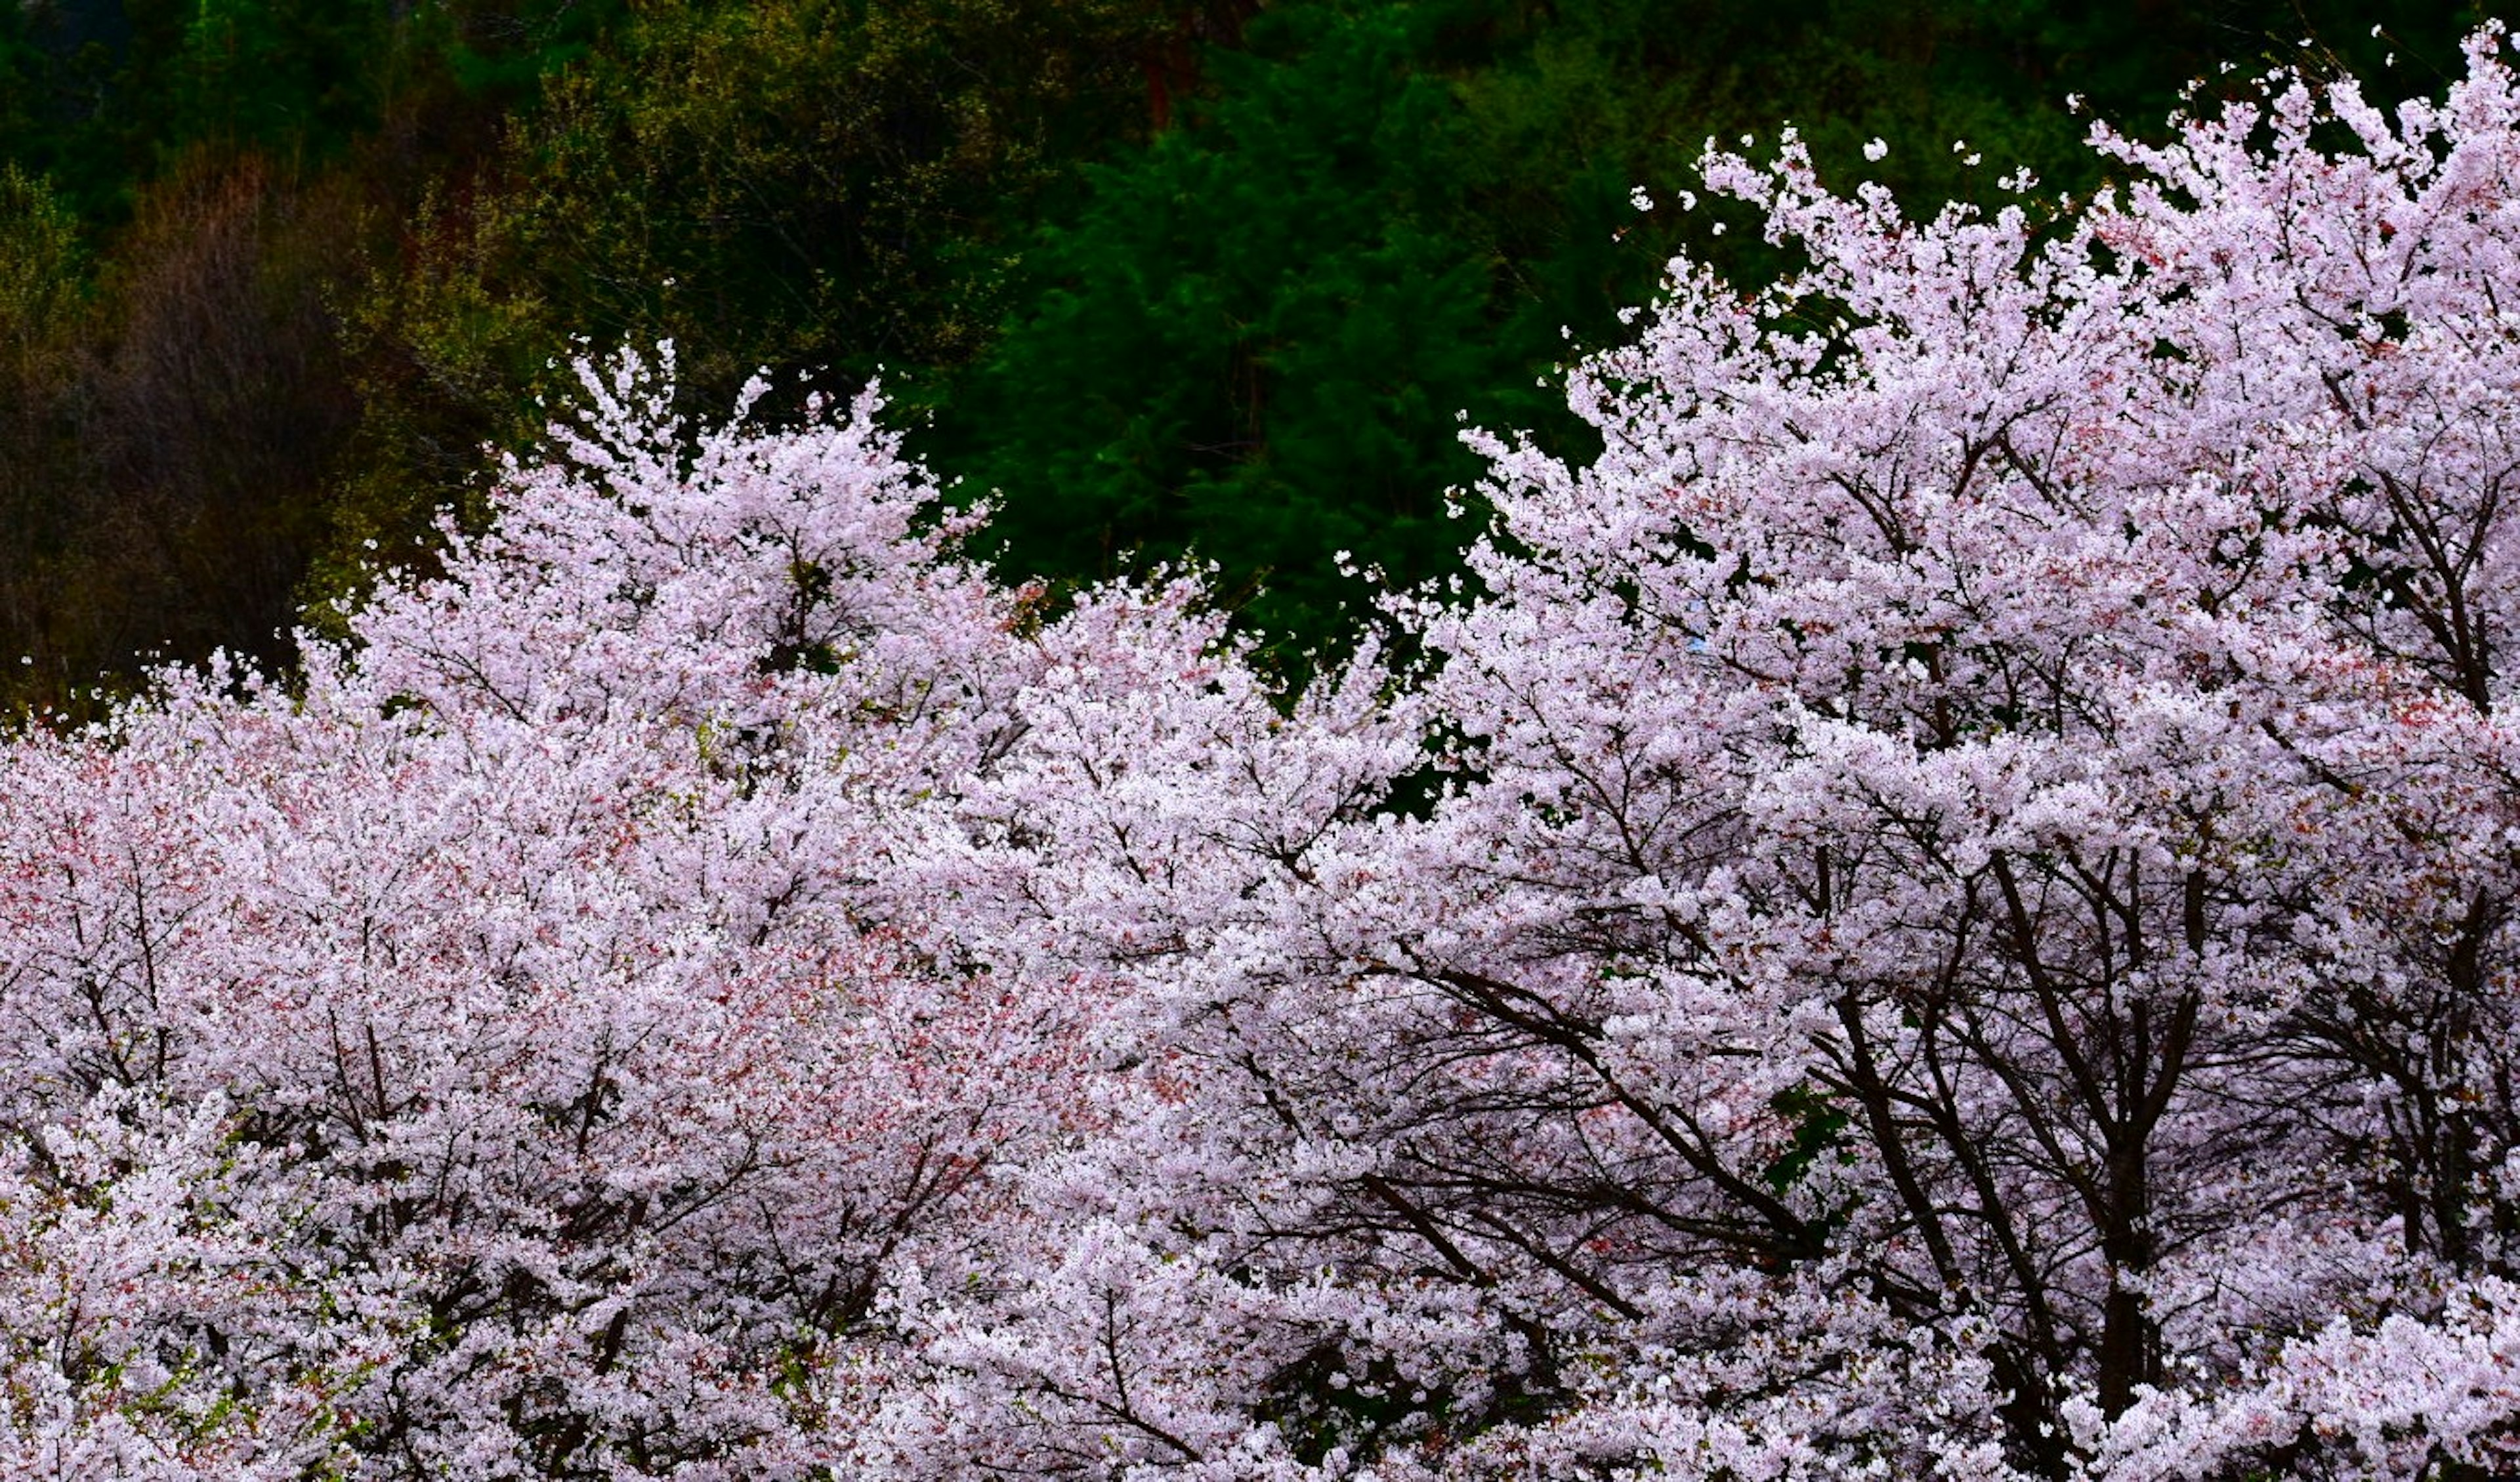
(316, 0, 1201, 632)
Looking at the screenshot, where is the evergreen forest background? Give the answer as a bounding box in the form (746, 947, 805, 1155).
(0, 0, 2490, 714)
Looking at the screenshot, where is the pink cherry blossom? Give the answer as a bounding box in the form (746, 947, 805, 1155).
(6, 26, 2520, 1480)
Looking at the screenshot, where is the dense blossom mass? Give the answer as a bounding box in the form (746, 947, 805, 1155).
(6, 26, 2520, 1479)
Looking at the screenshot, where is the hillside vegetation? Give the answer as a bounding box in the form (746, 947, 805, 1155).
(0, 0, 2485, 709)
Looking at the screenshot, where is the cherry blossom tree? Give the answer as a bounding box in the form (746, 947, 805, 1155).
(6, 24, 2520, 1482)
(0, 354, 1101, 1477)
(940, 20, 2520, 1480)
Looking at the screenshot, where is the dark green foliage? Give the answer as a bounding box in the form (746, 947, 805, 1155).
(938, 1, 1561, 648)
(316, 0, 1234, 628)
(938, 0, 2485, 656)
(1764, 1086, 1852, 1197)
(0, 0, 2490, 714)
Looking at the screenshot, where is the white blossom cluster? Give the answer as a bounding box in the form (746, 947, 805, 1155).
(5, 25, 2520, 1480)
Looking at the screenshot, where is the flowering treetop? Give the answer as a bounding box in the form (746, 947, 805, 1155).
(3, 25, 2520, 1482)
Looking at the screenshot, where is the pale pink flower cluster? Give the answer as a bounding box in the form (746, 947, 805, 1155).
(6, 27, 2520, 1479)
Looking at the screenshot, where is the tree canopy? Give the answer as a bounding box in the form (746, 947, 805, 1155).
(6, 30, 2520, 1476)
